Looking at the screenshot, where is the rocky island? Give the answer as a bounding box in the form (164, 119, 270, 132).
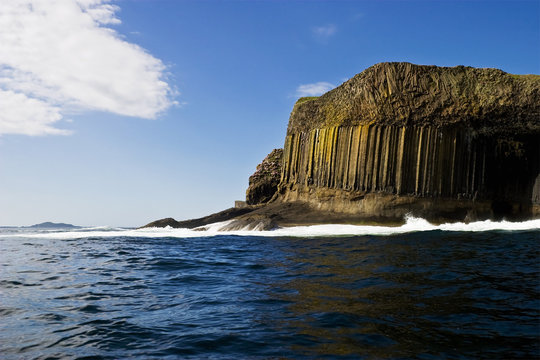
(27, 222, 80, 229)
(143, 62, 540, 230)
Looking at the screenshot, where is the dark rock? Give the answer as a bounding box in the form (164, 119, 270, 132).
(140, 217, 180, 228)
(246, 149, 283, 205)
(140, 207, 257, 229)
(223, 201, 404, 230)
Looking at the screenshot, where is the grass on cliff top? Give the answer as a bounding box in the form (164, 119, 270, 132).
(295, 96, 319, 105)
(510, 74, 540, 81)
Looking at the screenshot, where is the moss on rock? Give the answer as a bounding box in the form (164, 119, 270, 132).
(295, 96, 319, 105)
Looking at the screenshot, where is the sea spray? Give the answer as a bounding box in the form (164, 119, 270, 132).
(3, 216, 540, 239)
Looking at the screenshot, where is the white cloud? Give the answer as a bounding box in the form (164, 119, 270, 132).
(0, 0, 174, 136)
(296, 82, 335, 97)
(0, 90, 69, 136)
(312, 24, 337, 40)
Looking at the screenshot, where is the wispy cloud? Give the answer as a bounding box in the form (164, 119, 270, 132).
(296, 82, 335, 97)
(312, 24, 337, 40)
(352, 12, 364, 21)
(0, 0, 174, 136)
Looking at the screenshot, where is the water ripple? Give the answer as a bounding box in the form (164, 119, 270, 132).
(0, 230, 538, 359)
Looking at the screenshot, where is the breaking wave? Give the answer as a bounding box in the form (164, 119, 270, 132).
(2, 216, 539, 239)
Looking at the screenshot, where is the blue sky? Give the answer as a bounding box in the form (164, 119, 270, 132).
(0, 0, 538, 227)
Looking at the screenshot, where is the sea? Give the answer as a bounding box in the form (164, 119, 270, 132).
(1, 217, 539, 359)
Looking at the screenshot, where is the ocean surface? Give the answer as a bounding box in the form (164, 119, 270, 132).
(1, 218, 539, 359)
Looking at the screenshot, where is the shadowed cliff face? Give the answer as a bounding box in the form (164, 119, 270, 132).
(277, 63, 540, 221)
(246, 149, 283, 205)
(279, 125, 540, 219)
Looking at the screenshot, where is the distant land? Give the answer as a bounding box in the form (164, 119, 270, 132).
(27, 222, 80, 229)
(143, 62, 540, 230)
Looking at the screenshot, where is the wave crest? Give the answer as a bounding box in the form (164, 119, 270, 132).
(2, 217, 539, 239)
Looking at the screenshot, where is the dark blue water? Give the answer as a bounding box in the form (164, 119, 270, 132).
(1, 228, 539, 359)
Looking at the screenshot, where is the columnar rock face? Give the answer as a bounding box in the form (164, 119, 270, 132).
(277, 63, 540, 221)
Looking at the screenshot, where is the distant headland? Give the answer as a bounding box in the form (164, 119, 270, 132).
(143, 62, 540, 230)
(27, 222, 80, 229)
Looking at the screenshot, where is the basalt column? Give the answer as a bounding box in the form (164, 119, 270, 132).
(279, 124, 540, 219)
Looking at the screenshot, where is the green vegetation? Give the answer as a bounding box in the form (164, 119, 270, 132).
(295, 96, 319, 105)
(510, 74, 540, 81)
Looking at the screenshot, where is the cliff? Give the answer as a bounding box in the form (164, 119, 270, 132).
(142, 62, 540, 230)
(275, 63, 540, 223)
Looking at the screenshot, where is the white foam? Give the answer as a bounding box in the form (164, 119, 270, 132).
(1, 216, 539, 239)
